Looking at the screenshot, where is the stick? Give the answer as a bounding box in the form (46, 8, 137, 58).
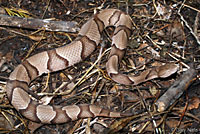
(156, 68, 197, 112)
(0, 14, 79, 32)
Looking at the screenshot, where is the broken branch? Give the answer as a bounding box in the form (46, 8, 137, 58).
(0, 14, 79, 32)
(156, 68, 197, 112)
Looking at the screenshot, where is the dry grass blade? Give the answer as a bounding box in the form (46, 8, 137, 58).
(4, 7, 32, 18)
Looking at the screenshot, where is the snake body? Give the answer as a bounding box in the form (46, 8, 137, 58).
(6, 9, 178, 124)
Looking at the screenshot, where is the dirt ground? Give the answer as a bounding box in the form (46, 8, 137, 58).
(0, 0, 200, 134)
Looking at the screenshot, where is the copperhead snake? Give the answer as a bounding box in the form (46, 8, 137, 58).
(6, 9, 178, 124)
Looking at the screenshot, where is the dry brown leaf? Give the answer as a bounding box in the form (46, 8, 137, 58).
(157, 63, 179, 78)
(128, 58, 136, 69)
(109, 85, 119, 94)
(151, 61, 163, 67)
(138, 57, 145, 65)
(139, 90, 150, 98)
(168, 20, 185, 41)
(166, 119, 185, 129)
(1, 51, 13, 62)
(188, 97, 200, 110)
(137, 43, 148, 50)
(121, 91, 139, 102)
(28, 35, 46, 41)
(28, 121, 43, 133)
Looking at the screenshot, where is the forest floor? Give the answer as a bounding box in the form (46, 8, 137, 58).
(0, 0, 200, 134)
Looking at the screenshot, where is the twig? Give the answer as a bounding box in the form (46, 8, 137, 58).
(156, 67, 197, 112)
(194, 12, 200, 35)
(0, 14, 78, 32)
(178, 1, 200, 45)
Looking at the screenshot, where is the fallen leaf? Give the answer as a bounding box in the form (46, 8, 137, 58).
(166, 119, 185, 128)
(28, 121, 43, 133)
(109, 85, 119, 94)
(188, 97, 200, 110)
(168, 20, 185, 41)
(138, 57, 145, 64)
(28, 35, 46, 41)
(151, 61, 163, 67)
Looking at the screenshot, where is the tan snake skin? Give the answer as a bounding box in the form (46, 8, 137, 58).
(6, 9, 178, 124)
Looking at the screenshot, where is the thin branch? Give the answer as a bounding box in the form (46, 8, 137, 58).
(0, 14, 79, 32)
(156, 67, 197, 112)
